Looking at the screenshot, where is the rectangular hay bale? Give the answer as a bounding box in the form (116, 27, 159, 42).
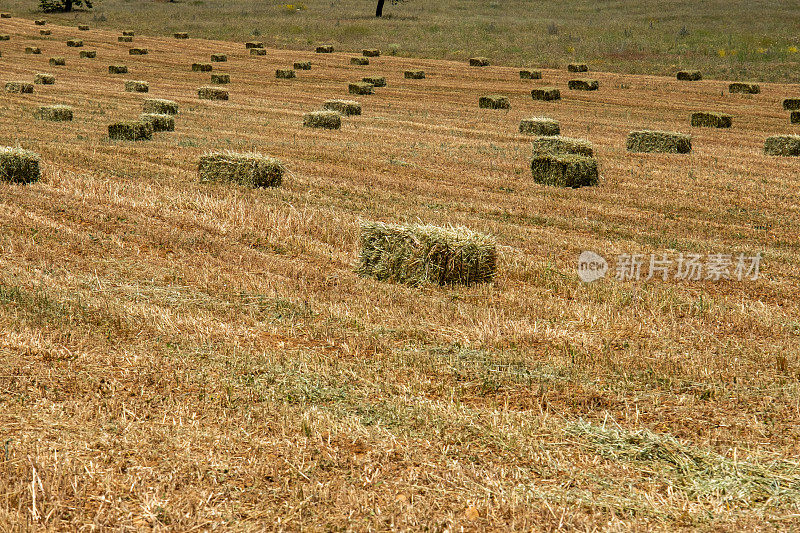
(198, 86, 228, 100)
(362, 76, 386, 87)
(25, 47, 42, 54)
(568, 63, 588, 72)
(142, 98, 179, 115)
(349, 82, 373, 95)
(531, 153, 598, 187)
(791, 111, 800, 124)
(35, 104, 73, 121)
(351, 57, 369, 65)
(469, 57, 490, 66)
(764, 135, 800, 156)
(118, 36, 133, 42)
(250, 48, 266, 56)
(122, 30, 135, 36)
(129, 48, 148, 55)
(303, 110, 341, 129)
(404, 70, 425, 79)
(728, 82, 760, 94)
(0, 35, 9, 41)
(174, 32, 189, 39)
(198, 151, 284, 188)
(531, 87, 560, 101)
(66, 39, 83, 47)
(520, 69, 542, 79)
(78, 24, 90, 31)
(108, 121, 153, 141)
(49, 56, 66, 66)
(690, 112, 732, 128)
(531, 135, 594, 157)
(245, 41, 264, 49)
(677, 70, 702, 81)
(316, 45, 334, 53)
(568, 79, 599, 91)
(79, 50, 96, 58)
(124, 80, 149, 92)
(479, 95, 510, 109)
(362, 49, 380, 57)
(783, 98, 800, 111)
(5, 82, 34, 94)
(0, 147, 40, 184)
(626, 130, 692, 153)
(192, 63, 212, 72)
(322, 99, 361, 116)
(40, 29, 51, 36)
(108, 64, 128, 74)
(275, 68, 296, 79)
(139, 113, 175, 132)
(34, 73, 55, 85)
(294, 61, 311, 70)
(519, 117, 560, 136)
(210, 73, 230, 84)
(211, 54, 227, 62)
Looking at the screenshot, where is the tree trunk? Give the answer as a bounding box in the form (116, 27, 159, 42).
(375, 0, 385, 17)
(64, 0, 73, 11)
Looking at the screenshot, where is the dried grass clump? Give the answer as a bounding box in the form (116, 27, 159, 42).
(198, 151, 284, 188)
(275, 68, 296, 79)
(5, 82, 34, 94)
(404, 70, 425, 79)
(108, 64, 128, 74)
(677, 70, 702, 81)
(250, 48, 266, 56)
(531, 153, 598, 187)
(211, 54, 227, 62)
(142, 98, 179, 115)
(349, 82, 374, 95)
(118, 36, 133, 42)
(519, 117, 560, 136)
(568, 63, 588, 72)
(0, 147, 40, 184)
(316, 45, 334, 53)
(139, 113, 175, 132)
(40, 29, 51, 36)
(0, 35, 9, 40)
(49, 56, 65, 66)
(25, 47, 42, 55)
(124, 80, 149, 92)
(568, 79, 599, 91)
(729, 82, 760, 94)
(469, 57, 490, 66)
(690, 112, 732, 128)
(108, 121, 153, 141)
(174, 32, 189, 39)
(245, 41, 263, 49)
(351, 57, 369, 65)
(34, 19, 46, 25)
(479, 95, 510, 109)
(210, 73, 230, 84)
(531, 135, 594, 157)
(66, 39, 83, 47)
(362, 49, 380, 57)
(129, 48, 148, 55)
(34, 73, 55, 85)
(791, 111, 800, 124)
(303, 110, 342, 129)
(627, 130, 692, 153)
(34, 104, 73, 121)
(79, 50, 96, 58)
(322, 99, 361, 116)
(78, 24, 90, 30)
(192, 63, 212, 72)
(122, 30, 134, 36)
(294, 61, 311, 70)
(362, 76, 386, 87)
(198, 86, 228, 100)
(783, 98, 800, 110)
(520, 69, 542, 79)
(357, 221, 497, 286)
(531, 87, 561, 101)
(764, 135, 800, 156)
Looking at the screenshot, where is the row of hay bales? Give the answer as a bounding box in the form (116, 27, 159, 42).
(107, 98, 178, 141)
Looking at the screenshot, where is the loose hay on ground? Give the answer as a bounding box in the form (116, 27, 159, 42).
(764, 135, 800, 156)
(198, 151, 284, 188)
(627, 130, 692, 153)
(690, 112, 732, 128)
(34, 105, 73, 121)
(139, 113, 175, 132)
(519, 117, 560, 136)
(479, 95, 510, 109)
(108, 121, 153, 141)
(303, 110, 342, 129)
(322, 99, 361, 116)
(143, 98, 179, 115)
(0, 147, 40, 184)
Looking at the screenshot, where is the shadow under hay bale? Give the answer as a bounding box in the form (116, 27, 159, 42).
(469, 57, 489, 66)
(520, 69, 542, 79)
(108, 121, 153, 141)
(118, 36, 133, 42)
(303, 110, 341, 129)
(35, 104, 72, 121)
(276, 68, 296, 79)
(5, 82, 34, 94)
(362, 76, 386, 87)
(351, 57, 369, 65)
(357, 221, 497, 287)
(25, 47, 42, 55)
(519, 117, 560, 136)
(363, 49, 380, 57)
(690, 112, 732, 128)
(143, 98, 179, 115)
(78, 24, 90, 31)
(568, 63, 588, 72)
(80, 50, 96, 58)
(108, 64, 128, 74)
(532, 135, 594, 157)
(198, 86, 228, 100)
(66, 39, 83, 47)
(124, 80, 149, 92)
(677, 70, 702, 81)
(211, 54, 227, 62)
(211, 73, 230, 84)
(783, 99, 800, 111)
(531, 153, 598, 188)
(764, 135, 800, 156)
(316, 45, 334, 53)
(568, 79, 599, 91)
(0, 147, 40, 184)
(174, 32, 189, 39)
(129, 48, 148, 55)
(250, 48, 266, 56)
(349, 82, 373, 95)
(49, 57, 65, 66)
(294, 61, 311, 70)
(627, 130, 692, 153)
(192, 63, 212, 72)
(729, 82, 760, 94)
(792, 111, 800, 124)
(139, 113, 175, 132)
(531, 87, 561, 101)
(479, 95, 510, 109)
(245, 41, 263, 49)
(198, 151, 284, 188)
(34, 73, 55, 85)
(323, 99, 361, 116)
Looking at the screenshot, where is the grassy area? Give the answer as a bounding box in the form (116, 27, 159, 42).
(3, 0, 800, 82)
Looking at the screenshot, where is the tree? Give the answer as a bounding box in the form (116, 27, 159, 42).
(375, 0, 403, 18)
(39, 0, 93, 12)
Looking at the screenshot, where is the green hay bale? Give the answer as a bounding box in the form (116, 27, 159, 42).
(349, 82, 373, 95)
(519, 117, 560, 136)
(627, 130, 692, 154)
(362, 76, 386, 87)
(520, 69, 542, 79)
(0, 147, 40, 184)
(791, 111, 800, 124)
(275, 68, 296, 79)
(351, 57, 369, 65)
(192, 63, 212, 72)
(0, 35, 9, 41)
(122, 30, 134, 37)
(34, 20, 46, 25)
(245, 41, 263, 49)
(531, 87, 561, 101)
(139, 113, 175, 132)
(198, 86, 228, 100)
(79, 50, 96, 58)
(211, 54, 227, 62)
(531, 135, 594, 157)
(404, 70, 425, 79)
(49, 56, 65, 66)
(303, 110, 342, 129)
(174, 32, 189, 39)
(362, 49, 380, 57)
(34, 73, 55, 85)
(118, 36, 133, 43)
(108, 64, 128, 74)
(78, 24, 90, 31)
(322, 99, 361, 116)
(198, 151, 284, 188)
(108, 121, 153, 141)
(40, 29, 51, 36)
(728, 82, 760, 94)
(142, 98, 179, 115)
(357, 221, 497, 286)
(783, 99, 800, 111)
(479, 95, 510, 109)
(0, 13, 11, 18)
(34, 104, 73, 121)
(469, 57, 490, 66)
(531, 153, 598, 188)
(5, 82, 34, 94)
(129, 48, 148, 55)
(568, 79, 599, 91)
(250, 48, 266, 56)
(690, 112, 732, 128)
(210, 73, 230, 84)
(66, 39, 83, 47)
(764, 135, 800, 156)
(677, 70, 702, 81)
(568, 63, 588, 72)
(124, 80, 149, 92)
(294, 61, 311, 70)
(316, 44, 334, 53)
(26, 47, 42, 55)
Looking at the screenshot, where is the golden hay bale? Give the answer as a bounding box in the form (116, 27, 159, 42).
(677, 70, 702, 81)
(0, 147, 40, 184)
(245, 41, 263, 49)
(782, 99, 800, 110)
(357, 221, 497, 286)
(792, 111, 800, 124)
(174, 32, 189, 39)
(143, 98, 179, 115)
(129, 48, 148, 55)
(124, 80, 149, 92)
(40, 29, 51, 36)
(316, 44, 334, 53)
(192, 63, 212, 72)
(210, 73, 230, 84)
(519, 117, 560, 136)
(764, 135, 800, 156)
(78, 24, 90, 30)
(303, 110, 342, 129)
(34, 104, 73, 121)
(118, 36, 133, 42)
(25, 47, 42, 54)
(531, 87, 561, 101)
(198, 151, 284, 188)
(211, 54, 227, 62)
(469, 57, 490, 66)
(532, 136, 594, 157)
(108, 64, 128, 74)
(690, 112, 732, 128)
(568, 79, 599, 91)
(728, 82, 760, 94)
(66, 39, 83, 47)
(79, 50, 96, 58)
(479, 95, 510, 109)
(362, 49, 380, 57)
(404, 70, 425, 79)
(5, 82, 34, 94)
(531, 153, 598, 188)
(49, 56, 66, 66)
(275, 68, 296, 79)
(349, 82, 373, 95)
(108, 121, 153, 141)
(322, 99, 361, 116)
(34, 19, 46, 25)
(198, 86, 228, 100)
(122, 30, 134, 36)
(294, 61, 311, 70)
(250, 48, 266, 56)
(568, 63, 588, 72)
(34, 73, 56, 85)
(627, 130, 692, 153)
(520, 69, 542, 79)
(362, 76, 386, 87)
(139, 113, 175, 132)
(351, 57, 369, 65)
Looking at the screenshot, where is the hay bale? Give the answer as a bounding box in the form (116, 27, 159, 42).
(783, 98, 800, 111)
(78, 24, 90, 31)
(139, 113, 175, 132)
(520, 69, 542, 79)
(531, 87, 561, 101)
(351, 57, 369, 65)
(129, 48, 148, 55)
(531, 153, 598, 188)
(108, 121, 153, 141)
(245, 41, 264, 49)
(198, 86, 228, 100)
(677, 70, 702, 81)
(79, 50, 96, 58)
(192, 63, 212, 72)
(362, 49, 380, 57)
(5, 82, 34, 94)
(211, 53, 227, 62)
(275, 68, 296, 79)
(626, 130, 692, 153)
(174, 32, 189, 39)
(729, 82, 760, 94)
(349, 82, 374, 95)
(0, 13, 11, 18)
(0, 147, 40, 184)
(568, 63, 588, 72)
(469, 57, 490, 66)
(35, 20, 47, 25)
(66, 39, 83, 47)
(791, 111, 800, 124)
(479, 95, 510, 109)
(210, 73, 230, 84)
(122, 30, 134, 36)
(198, 151, 284, 188)
(143, 98, 179, 115)
(118, 36, 133, 42)
(322, 99, 361, 116)
(124, 80, 149, 92)
(40, 29, 51, 36)
(34, 73, 55, 85)
(531, 135, 594, 157)
(764, 135, 800, 156)
(303, 110, 342, 129)
(108, 64, 128, 74)
(250, 48, 266, 56)
(294, 61, 311, 70)
(519, 117, 560, 136)
(404, 70, 425, 79)
(362, 76, 386, 87)
(690, 112, 732, 128)
(316, 45, 334, 53)
(25, 47, 42, 55)
(357, 221, 497, 286)
(49, 56, 66, 66)
(568, 79, 599, 91)
(34, 104, 73, 121)
(0, 35, 9, 41)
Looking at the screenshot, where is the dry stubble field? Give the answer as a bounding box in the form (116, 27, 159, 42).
(1, 17, 800, 531)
